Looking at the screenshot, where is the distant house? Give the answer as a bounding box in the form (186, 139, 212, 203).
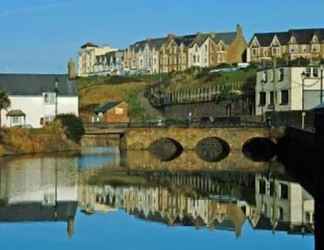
(0, 74, 79, 128)
(78, 42, 118, 77)
(248, 28, 324, 63)
(94, 101, 129, 124)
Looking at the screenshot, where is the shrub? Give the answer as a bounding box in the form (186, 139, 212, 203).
(55, 114, 85, 143)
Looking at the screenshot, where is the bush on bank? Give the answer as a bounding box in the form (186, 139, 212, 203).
(55, 114, 85, 144)
(0, 118, 81, 157)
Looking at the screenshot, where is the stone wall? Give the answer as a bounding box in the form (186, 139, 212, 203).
(126, 127, 269, 151)
(81, 134, 121, 147)
(162, 100, 252, 120)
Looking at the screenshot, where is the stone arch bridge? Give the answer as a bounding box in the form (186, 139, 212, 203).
(84, 127, 271, 152)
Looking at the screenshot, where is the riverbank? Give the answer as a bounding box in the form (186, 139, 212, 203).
(0, 123, 80, 157)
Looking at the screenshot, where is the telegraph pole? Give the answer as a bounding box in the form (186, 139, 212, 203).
(271, 57, 277, 126)
(272, 56, 277, 112)
(320, 65, 323, 104)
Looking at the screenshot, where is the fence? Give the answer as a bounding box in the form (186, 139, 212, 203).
(145, 82, 243, 108)
(85, 117, 265, 130)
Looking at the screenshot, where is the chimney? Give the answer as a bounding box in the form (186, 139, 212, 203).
(236, 24, 243, 35)
(68, 58, 77, 80)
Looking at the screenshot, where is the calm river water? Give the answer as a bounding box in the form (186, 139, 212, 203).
(0, 147, 314, 250)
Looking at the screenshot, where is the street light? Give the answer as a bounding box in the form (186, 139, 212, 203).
(320, 64, 324, 104)
(54, 78, 59, 117)
(301, 71, 307, 129)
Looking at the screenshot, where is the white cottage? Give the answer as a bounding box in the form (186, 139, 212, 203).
(0, 74, 79, 128)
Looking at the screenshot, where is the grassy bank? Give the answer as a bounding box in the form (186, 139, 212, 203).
(0, 122, 80, 157)
(77, 66, 257, 121)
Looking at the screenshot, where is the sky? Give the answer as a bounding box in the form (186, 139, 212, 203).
(0, 210, 314, 250)
(1, 0, 324, 74)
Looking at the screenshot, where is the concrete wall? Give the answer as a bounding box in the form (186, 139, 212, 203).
(126, 127, 269, 151)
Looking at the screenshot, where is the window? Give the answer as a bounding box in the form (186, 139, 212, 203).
(279, 68, 284, 81)
(259, 92, 266, 106)
(313, 67, 319, 77)
(44, 92, 56, 105)
(11, 116, 20, 124)
(262, 71, 268, 83)
(280, 183, 288, 200)
(259, 180, 266, 194)
(306, 212, 311, 223)
(281, 90, 289, 105)
(305, 67, 311, 77)
(278, 207, 284, 220)
(270, 91, 274, 105)
(270, 181, 275, 196)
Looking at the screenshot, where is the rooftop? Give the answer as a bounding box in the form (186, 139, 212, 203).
(0, 74, 78, 96)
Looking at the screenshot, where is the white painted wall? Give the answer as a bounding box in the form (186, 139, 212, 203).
(255, 66, 323, 115)
(1, 95, 79, 128)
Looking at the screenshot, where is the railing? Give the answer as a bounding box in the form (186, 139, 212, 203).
(144, 82, 243, 108)
(85, 117, 265, 130)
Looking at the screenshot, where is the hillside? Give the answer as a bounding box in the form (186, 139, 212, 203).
(77, 66, 257, 122)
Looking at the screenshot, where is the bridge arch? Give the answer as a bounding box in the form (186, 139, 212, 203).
(148, 137, 183, 161)
(242, 137, 276, 162)
(195, 137, 230, 162)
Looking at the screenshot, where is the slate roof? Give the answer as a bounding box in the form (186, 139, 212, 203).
(0, 202, 78, 222)
(251, 28, 324, 46)
(81, 42, 99, 49)
(94, 101, 121, 114)
(130, 37, 167, 52)
(129, 31, 238, 51)
(0, 74, 78, 97)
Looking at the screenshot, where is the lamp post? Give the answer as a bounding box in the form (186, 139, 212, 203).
(301, 72, 306, 129)
(54, 78, 59, 117)
(260, 79, 266, 122)
(320, 64, 324, 104)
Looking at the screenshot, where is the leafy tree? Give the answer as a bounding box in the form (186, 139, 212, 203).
(0, 90, 10, 127)
(55, 114, 85, 143)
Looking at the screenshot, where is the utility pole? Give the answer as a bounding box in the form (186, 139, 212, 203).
(272, 56, 277, 112)
(271, 57, 277, 126)
(320, 65, 324, 104)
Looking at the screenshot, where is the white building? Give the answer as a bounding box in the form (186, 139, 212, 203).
(0, 74, 79, 128)
(78, 42, 117, 77)
(255, 66, 324, 115)
(255, 174, 314, 228)
(94, 50, 125, 76)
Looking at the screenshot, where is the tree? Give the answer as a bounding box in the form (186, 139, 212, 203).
(54, 114, 85, 143)
(0, 90, 10, 127)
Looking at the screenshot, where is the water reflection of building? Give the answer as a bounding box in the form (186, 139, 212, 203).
(252, 174, 314, 234)
(79, 184, 246, 236)
(0, 157, 79, 238)
(79, 172, 314, 236)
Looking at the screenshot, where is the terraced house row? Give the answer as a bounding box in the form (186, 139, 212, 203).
(78, 25, 247, 76)
(248, 28, 324, 62)
(78, 26, 324, 77)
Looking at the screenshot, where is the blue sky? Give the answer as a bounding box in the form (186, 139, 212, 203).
(1, 0, 324, 73)
(0, 210, 314, 250)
